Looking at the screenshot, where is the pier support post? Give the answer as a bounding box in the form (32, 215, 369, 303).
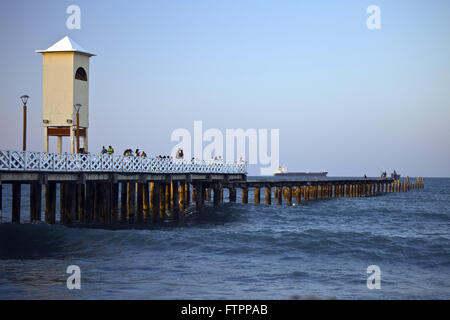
(286, 186, 292, 206)
(185, 183, 190, 205)
(242, 188, 248, 204)
(30, 183, 42, 222)
(66, 184, 76, 226)
(44, 182, 56, 224)
(149, 182, 155, 215)
(93, 183, 101, 222)
(84, 182, 93, 223)
(136, 183, 144, 223)
(165, 184, 170, 217)
(151, 182, 160, 222)
(229, 187, 236, 202)
(172, 181, 180, 219)
(60, 183, 66, 223)
(143, 182, 150, 222)
(265, 187, 271, 205)
(295, 186, 301, 205)
(12, 183, 21, 223)
(120, 182, 127, 222)
(111, 183, 119, 224)
(277, 187, 282, 205)
(179, 183, 185, 213)
(103, 183, 111, 224)
(159, 184, 165, 220)
(127, 182, 136, 223)
(195, 183, 203, 210)
(77, 184, 85, 223)
(254, 187, 260, 204)
(213, 185, 220, 206)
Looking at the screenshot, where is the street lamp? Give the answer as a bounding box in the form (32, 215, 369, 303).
(74, 104, 82, 153)
(20, 95, 29, 151)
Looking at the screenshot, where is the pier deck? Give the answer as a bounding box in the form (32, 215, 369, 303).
(0, 150, 424, 226)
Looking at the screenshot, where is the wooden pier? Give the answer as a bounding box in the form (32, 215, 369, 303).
(0, 150, 424, 226)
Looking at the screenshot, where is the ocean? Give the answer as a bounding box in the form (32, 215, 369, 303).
(0, 177, 449, 299)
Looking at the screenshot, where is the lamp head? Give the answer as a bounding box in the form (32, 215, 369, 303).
(20, 95, 29, 105)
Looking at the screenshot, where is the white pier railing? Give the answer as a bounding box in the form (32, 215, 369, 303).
(0, 150, 247, 174)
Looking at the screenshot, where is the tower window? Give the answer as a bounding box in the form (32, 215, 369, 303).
(75, 67, 87, 81)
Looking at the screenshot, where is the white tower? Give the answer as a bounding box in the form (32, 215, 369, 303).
(36, 36, 95, 153)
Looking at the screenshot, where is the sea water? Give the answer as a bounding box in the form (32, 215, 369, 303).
(0, 178, 449, 299)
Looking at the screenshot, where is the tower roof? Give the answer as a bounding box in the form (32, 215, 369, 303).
(36, 36, 95, 56)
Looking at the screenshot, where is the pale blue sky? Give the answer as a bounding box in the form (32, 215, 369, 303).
(0, 0, 449, 176)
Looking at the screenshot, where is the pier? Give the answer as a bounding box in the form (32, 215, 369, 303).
(0, 150, 424, 227)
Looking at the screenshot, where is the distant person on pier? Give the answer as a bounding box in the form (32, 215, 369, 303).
(176, 148, 184, 159)
(135, 149, 140, 157)
(101, 146, 107, 155)
(141, 151, 147, 157)
(363, 174, 367, 179)
(108, 146, 114, 155)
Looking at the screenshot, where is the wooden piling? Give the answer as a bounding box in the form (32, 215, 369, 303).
(143, 182, 150, 221)
(254, 187, 260, 204)
(185, 183, 190, 205)
(111, 183, 119, 224)
(286, 186, 292, 206)
(103, 183, 111, 224)
(242, 188, 248, 204)
(295, 186, 301, 205)
(160, 184, 165, 219)
(265, 187, 271, 205)
(127, 182, 136, 223)
(44, 182, 56, 224)
(12, 183, 21, 223)
(77, 184, 84, 223)
(149, 182, 155, 214)
(179, 184, 185, 212)
(277, 186, 282, 205)
(195, 183, 203, 210)
(30, 183, 42, 222)
(165, 184, 170, 216)
(120, 182, 127, 222)
(60, 183, 66, 223)
(172, 181, 179, 219)
(136, 183, 144, 223)
(229, 187, 237, 202)
(152, 182, 161, 222)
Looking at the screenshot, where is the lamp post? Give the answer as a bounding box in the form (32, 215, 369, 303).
(20, 95, 29, 151)
(74, 104, 82, 153)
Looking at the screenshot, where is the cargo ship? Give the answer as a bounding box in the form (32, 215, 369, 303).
(274, 166, 328, 177)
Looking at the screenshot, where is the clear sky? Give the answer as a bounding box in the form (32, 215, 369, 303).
(0, 0, 449, 176)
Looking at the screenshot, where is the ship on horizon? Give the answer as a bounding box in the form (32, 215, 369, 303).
(274, 166, 328, 177)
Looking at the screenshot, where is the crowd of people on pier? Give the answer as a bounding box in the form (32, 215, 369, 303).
(96, 146, 245, 165)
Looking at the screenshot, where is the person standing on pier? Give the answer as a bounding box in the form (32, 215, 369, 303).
(108, 146, 114, 155)
(176, 148, 184, 159)
(101, 146, 107, 155)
